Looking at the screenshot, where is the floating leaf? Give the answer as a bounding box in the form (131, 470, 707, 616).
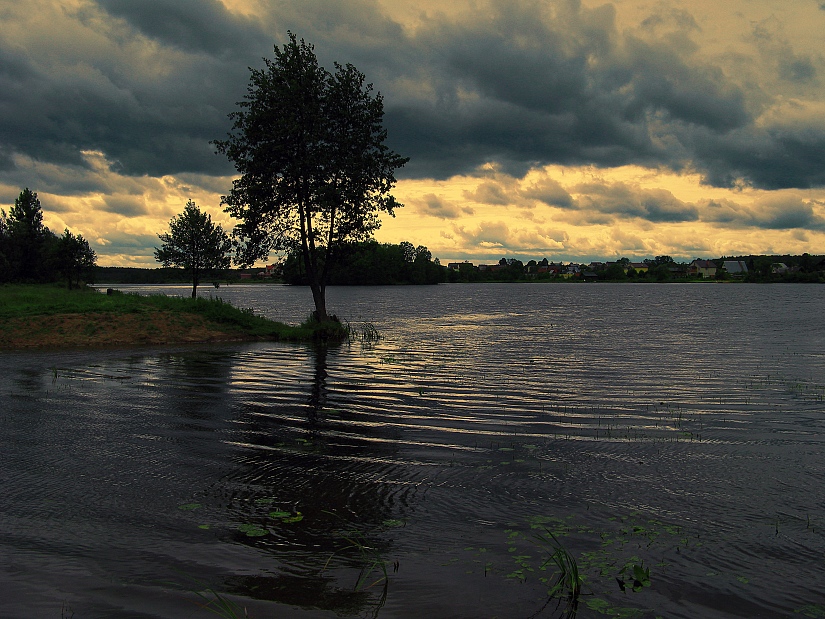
(255, 498, 275, 505)
(282, 513, 303, 523)
(269, 510, 292, 519)
(382, 519, 405, 528)
(178, 503, 202, 511)
(238, 523, 268, 537)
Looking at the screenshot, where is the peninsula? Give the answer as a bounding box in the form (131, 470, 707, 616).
(0, 285, 341, 350)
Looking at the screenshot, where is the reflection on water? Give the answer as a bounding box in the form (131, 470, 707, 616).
(3, 284, 825, 618)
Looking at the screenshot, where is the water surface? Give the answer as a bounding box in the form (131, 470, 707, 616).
(2, 283, 824, 618)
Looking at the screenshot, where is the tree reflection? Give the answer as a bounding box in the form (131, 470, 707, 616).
(307, 343, 328, 423)
(205, 342, 406, 617)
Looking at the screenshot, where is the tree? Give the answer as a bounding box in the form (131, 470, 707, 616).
(55, 229, 96, 289)
(6, 188, 52, 281)
(154, 200, 232, 298)
(214, 33, 408, 321)
(0, 209, 10, 282)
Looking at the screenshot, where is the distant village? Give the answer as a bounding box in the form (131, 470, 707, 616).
(439, 254, 825, 283)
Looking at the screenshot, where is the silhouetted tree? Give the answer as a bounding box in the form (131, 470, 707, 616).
(6, 188, 53, 281)
(0, 209, 10, 282)
(55, 229, 97, 289)
(154, 200, 232, 298)
(214, 33, 408, 320)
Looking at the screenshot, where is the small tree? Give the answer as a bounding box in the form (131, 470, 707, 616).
(55, 229, 96, 289)
(214, 33, 408, 321)
(154, 200, 232, 298)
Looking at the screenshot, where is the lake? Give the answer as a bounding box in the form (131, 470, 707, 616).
(2, 283, 824, 618)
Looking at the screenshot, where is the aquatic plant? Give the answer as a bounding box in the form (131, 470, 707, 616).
(323, 528, 390, 592)
(535, 530, 582, 618)
(172, 573, 250, 619)
(191, 587, 249, 619)
(319, 510, 393, 604)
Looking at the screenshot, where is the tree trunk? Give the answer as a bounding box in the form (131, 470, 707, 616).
(309, 281, 327, 322)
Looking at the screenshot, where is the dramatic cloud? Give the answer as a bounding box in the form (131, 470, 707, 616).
(415, 193, 474, 219)
(2, 0, 825, 265)
(572, 181, 699, 222)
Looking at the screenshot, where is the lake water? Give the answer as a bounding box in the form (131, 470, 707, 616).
(2, 283, 824, 619)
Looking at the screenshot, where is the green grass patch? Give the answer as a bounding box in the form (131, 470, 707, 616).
(0, 283, 347, 342)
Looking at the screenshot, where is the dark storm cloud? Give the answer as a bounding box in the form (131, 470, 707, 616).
(751, 17, 819, 85)
(687, 125, 825, 190)
(376, 0, 769, 183)
(573, 181, 699, 223)
(0, 1, 257, 180)
(95, 231, 164, 259)
(100, 195, 148, 216)
(701, 196, 825, 230)
(0, 0, 823, 193)
(97, 0, 268, 57)
(520, 176, 574, 208)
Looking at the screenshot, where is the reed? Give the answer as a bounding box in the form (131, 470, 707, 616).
(534, 530, 582, 618)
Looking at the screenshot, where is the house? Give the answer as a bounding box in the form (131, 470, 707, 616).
(722, 260, 749, 277)
(629, 262, 648, 273)
(771, 262, 790, 274)
(689, 259, 717, 279)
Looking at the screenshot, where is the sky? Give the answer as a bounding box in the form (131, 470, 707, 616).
(1, 0, 825, 267)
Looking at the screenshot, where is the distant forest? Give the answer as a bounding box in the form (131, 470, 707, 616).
(95, 250, 825, 285)
(95, 241, 446, 286)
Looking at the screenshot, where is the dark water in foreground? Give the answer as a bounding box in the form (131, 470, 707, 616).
(2, 283, 824, 619)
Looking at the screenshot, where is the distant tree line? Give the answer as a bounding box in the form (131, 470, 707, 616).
(445, 254, 825, 283)
(282, 240, 445, 285)
(0, 188, 96, 288)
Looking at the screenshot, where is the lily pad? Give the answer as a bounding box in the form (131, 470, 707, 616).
(282, 513, 304, 523)
(238, 523, 268, 537)
(178, 503, 202, 511)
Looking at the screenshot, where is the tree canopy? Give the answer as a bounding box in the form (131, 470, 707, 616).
(55, 229, 96, 289)
(154, 200, 232, 298)
(4, 188, 50, 281)
(0, 188, 99, 286)
(214, 33, 408, 321)
(281, 240, 444, 286)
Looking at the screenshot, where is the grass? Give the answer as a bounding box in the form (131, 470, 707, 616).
(0, 283, 348, 345)
(534, 530, 583, 618)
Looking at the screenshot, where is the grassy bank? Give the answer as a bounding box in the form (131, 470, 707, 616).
(0, 284, 345, 349)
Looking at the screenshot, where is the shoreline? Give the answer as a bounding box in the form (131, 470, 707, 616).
(0, 311, 268, 350)
(0, 284, 345, 350)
